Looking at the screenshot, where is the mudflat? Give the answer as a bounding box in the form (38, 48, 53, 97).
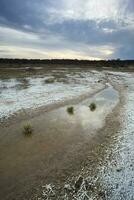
(0, 66, 133, 200)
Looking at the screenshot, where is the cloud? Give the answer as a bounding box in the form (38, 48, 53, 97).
(0, 26, 111, 60)
(0, 45, 103, 60)
(46, 0, 119, 22)
(43, 0, 134, 25)
(0, 0, 133, 59)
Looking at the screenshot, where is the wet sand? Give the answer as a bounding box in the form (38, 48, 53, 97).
(0, 87, 118, 199)
(39, 70, 134, 200)
(0, 68, 133, 200)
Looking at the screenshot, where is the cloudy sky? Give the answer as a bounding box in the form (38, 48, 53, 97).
(0, 0, 134, 60)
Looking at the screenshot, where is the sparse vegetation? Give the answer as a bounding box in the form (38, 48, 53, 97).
(67, 106, 74, 115)
(116, 167, 122, 172)
(89, 102, 97, 111)
(98, 80, 102, 83)
(22, 123, 33, 135)
(45, 78, 54, 84)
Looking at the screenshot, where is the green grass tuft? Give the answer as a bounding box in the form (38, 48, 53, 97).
(89, 103, 97, 111)
(22, 123, 33, 135)
(45, 78, 54, 84)
(67, 106, 74, 115)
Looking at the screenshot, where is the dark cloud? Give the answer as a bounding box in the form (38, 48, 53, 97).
(0, 0, 133, 59)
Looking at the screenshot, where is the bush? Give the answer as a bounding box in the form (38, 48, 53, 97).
(67, 106, 74, 115)
(45, 78, 54, 84)
(89, 103, 96, 111)
(22, 123, 33, 135)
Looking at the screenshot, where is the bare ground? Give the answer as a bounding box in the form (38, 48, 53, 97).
(0, 69, 132, 200)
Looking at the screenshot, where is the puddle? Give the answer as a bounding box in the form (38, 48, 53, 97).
(0, 70, 105, 121)
(92, 86, 119, 106)
(0, 69, 122, 200)
(49, 85, 119, 135)
(73, 86, 119, 131)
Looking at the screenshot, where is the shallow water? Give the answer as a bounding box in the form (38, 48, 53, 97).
(1, 68, 133, 200)
(0, 69, 105, 121)
(37, 71, 134, 200)
(40, 86, 119, 138)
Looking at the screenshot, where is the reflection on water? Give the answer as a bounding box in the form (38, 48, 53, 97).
(49, 86, 119, 135)
(93, 86, 119, 105)
(75, 86, 119, 131)
(0, 69, 105, 121)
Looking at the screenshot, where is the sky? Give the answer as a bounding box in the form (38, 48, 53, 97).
(0, 0, 134, 60)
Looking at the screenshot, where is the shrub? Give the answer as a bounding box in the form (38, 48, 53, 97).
(22, 123, 33, 135)
(89, 103, 96, 111)
(45, 78, 54, 84)
(67, 106, 74, 115)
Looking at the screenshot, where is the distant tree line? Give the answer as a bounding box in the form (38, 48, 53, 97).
(0, 58, 133, 68)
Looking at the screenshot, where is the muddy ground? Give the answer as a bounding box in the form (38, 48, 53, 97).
(0, 66, 134, 200)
